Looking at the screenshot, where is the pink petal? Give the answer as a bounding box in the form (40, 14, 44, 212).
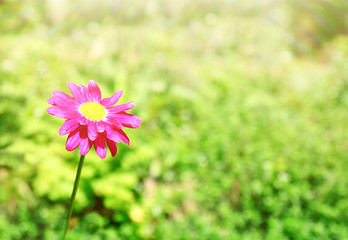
(87, 80, 102, 103)
(68, 82, 83, 102)
(79, 137, 92, 155)
(78, 84, 91, 102)
(51, 91, 77, 106)
(114, 128, 130, 145)
(87, 121, 98, 141)
(47, 98, 54, 105)
(105, 125, 129, 145)
(104, 125, 122, 143)
(65, 128, 80, 151)
(48, 104, 77, 112)
(68, 82, 89, 103)
(47, 106, 82, 119)
(59, 119, 79, 136)
(96, 121, 106, 132)
(106, 138, 117, 157)
(100, 90, 123, 108)
(94, 134, 107, 159)
(79, 127, 92, 155)
(109, 112, 141, 129)
(107, 101, 134, 113)
(78, 117, 89, 125)
(103, 115, 123, 129)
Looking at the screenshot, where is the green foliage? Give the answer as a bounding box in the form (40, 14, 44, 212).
(1, 0, 348, 239)
(92, 172, 138, 210)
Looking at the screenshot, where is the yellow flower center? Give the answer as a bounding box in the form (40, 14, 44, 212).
(79, 102, 106, 121)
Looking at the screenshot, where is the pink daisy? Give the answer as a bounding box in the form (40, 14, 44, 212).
(47, 80, 141, 159)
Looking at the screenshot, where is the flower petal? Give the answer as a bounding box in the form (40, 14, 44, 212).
(59, 119, 79, 136)
(47, 106, 82, 119)
(68, 82, 83, 102)
(65, 128, 80, 151)
(107, 101, 134, 113)
(104, 125, 122, 143)
(87, 80, 102, 103)
(106, 138, 117, 157)
(79, 137, 92, 155)
(47, 98, 54, 105)
(109, 112, 141, 129)
(96, 121, 106, 132)
(87, 121, 98, 141)
(78, 84, 91, 102)
(68, 82, 89, 103)
(105, 126, 129, 145)
(78, 117, 89, 125)
(114, 128, 130, 145)
(100, 90, 123, 108)
(51, 91, 78, 106)
(48, 104, 77, 112)
(103, 115, 122, 129)
(94, 134, 107, 159)
(79, 126, 92, 155)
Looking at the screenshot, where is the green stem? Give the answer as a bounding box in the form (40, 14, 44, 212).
(61, 155, 85, 240)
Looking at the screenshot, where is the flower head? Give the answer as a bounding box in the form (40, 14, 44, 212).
(47, 80, 141, 159)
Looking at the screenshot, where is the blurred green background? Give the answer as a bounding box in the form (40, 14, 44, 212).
(1, 0, 348, 239)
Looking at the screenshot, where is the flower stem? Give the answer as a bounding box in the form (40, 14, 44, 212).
(61, 155, 85, 240)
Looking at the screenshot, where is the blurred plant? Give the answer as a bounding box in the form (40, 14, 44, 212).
(1, 0, 348, 239)
(288, 0, 348, 55)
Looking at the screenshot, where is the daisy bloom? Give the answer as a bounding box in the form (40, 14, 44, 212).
(47, 80, 141, 159)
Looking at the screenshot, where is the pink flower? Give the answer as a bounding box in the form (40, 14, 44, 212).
(47, 80, 141, 159)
